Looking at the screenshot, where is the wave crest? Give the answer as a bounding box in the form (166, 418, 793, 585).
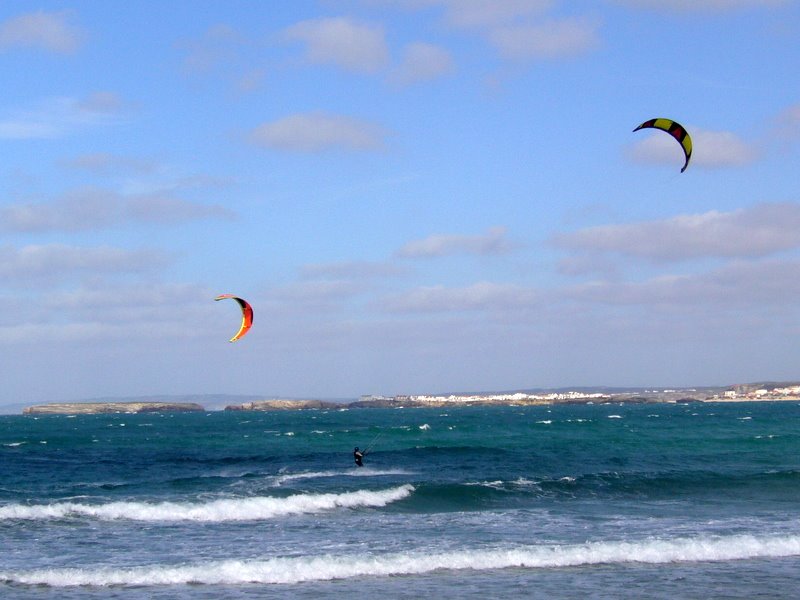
(2, 534, 799, 587)
(0, 484, 414, 522)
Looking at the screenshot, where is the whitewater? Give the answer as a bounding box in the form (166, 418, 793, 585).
(2, 401, 799, 598)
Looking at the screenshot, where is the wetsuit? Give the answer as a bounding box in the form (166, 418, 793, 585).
(354, 448, 364, 467)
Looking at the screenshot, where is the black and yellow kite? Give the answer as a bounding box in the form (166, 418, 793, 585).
(633, 118, 692, 173)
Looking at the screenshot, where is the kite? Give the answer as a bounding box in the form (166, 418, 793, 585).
(633, 118, 692, 173)
(214, 294, 253, 342)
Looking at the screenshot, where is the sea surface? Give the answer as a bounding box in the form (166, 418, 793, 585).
(1, 401, 799, 599)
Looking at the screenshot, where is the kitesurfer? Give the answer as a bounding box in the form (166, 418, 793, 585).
(353, 447, 364, 467)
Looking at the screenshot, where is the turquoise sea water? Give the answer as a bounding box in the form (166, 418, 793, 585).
(1, 402, 799, 598)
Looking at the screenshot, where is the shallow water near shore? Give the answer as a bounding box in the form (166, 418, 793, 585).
(1, 401, 799, 598)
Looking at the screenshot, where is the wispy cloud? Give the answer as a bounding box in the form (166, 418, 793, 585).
(0, 188, 235, 233)
(553, 203, 800, 266)
(248, 112, 388, 152)
(178, 24, 243, 74)
(614, 0, 788, 13)
(283, 17, 389, 73)
(0, 93, 127, 140)
(488, 17, 601, 61)
(382, 281, 539, 313)
(0, 10, 82, 54)
(300, 260, 406, 280)
(62, 153, 158, 175)
(565, 258, 800, 309)
(436, 0, 554, 28)
(390, 1, 600, 63)
(389, 42, 455, 86)
(628, 125, 758, 169)
(176, 24, 268, 94)
(42, 282, 208, 318)
(0, 244, 166, 285)
(397, 226, 514, 258)
(0, 281, 211, 343)
(773, 104, 800, 141)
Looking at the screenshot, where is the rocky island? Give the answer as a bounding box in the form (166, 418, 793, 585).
(225, 399, 342, 411)
(23, 402, 205, 415)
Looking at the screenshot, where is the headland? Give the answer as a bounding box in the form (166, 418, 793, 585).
(23, 402, 205, 415)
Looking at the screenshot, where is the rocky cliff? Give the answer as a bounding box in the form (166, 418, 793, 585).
(23, 402, 205, 415)
(224, 399, 343, 411)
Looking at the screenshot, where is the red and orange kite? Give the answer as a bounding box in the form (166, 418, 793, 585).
(214, 294, 253, 342)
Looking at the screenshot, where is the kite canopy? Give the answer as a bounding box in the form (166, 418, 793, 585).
(633, 118, 692, 173)
(214, 294, 253, 342)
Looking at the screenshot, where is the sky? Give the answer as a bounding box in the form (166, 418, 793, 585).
(1, 0, 800, 408)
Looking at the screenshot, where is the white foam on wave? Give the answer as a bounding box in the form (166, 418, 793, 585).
(3, 533, 799, 587)
(271, 469, 412, 486)
(0, 484, 414, 522)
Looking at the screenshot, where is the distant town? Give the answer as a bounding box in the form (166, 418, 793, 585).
(17, 382, 800, 415)
(354, 382, 800, 407)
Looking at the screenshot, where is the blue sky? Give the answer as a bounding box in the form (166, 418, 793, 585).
(2, 0, 800, 408)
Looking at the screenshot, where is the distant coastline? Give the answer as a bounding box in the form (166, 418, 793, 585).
(23, 402, 205, 415)
(16, 381, 800, 414)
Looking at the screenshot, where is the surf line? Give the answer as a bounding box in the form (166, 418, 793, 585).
(0, 485, 416, 522)
(5, 533, 800, 586)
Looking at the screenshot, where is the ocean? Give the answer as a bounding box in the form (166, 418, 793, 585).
(1, 401, 799, 598)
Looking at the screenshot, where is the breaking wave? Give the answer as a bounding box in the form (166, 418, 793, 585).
(270, 468, 413, 486)
(0, 484, 414, 522)
(2, 533, 799, 587)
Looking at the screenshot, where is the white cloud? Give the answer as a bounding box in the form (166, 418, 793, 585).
(615, 0, 788, 13)
(236, 68, 267, 93)
(62, 153, 158, 174)
(774, 104, 800, 141)
(0, 10, 82, 53)
(692, 129, 760, 167)
(565, 258, 800, 309)
(553, 203, 800, 264)
(397, 226, 514, 258)
(556, 254, 621, 278)
(383, 1, 598, 63)
(41, 283, 210, 330)
(438, 0, 554, 28)
(0, 188, 235, 232)
(77, 91, 126, 114)
(300, 260, 406, 280)
(266, 279, 369, 314)
(0, 94, 127, 140)
(488, 17, 601, 60)
(283, 17, 389, 73)
(248, 112, 387, 152)
(177, 24, 267, 94)
(390, 42, 455, 86)
(0, 282, 211, 343)
(178, 24, 242, 74)
(0, 244, 166, 285)
(382, 281, 539, 312)
(629, 125, 757, 170)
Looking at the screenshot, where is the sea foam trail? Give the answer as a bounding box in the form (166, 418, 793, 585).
(0, 484, 414, 522)
(2, 534, 799, 587)
(271, 468, 413, 486)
